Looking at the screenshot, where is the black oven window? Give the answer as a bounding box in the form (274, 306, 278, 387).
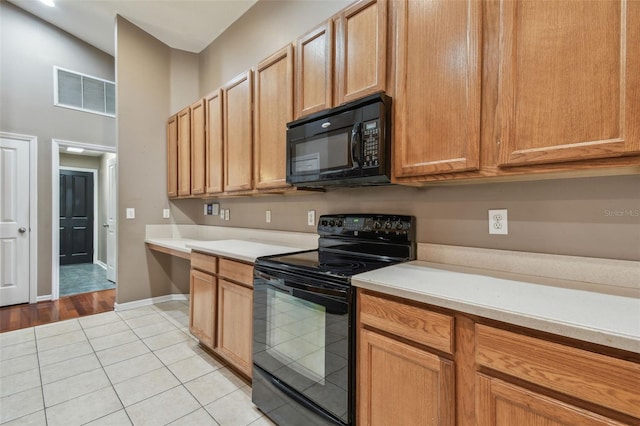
(255, 284, 350, 422)
(293, 131, 349, 174)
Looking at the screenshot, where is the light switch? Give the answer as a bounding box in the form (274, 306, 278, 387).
(126, 208, 135, 219)
(163, 209, 170, 219)
(224, 209, 230, 221)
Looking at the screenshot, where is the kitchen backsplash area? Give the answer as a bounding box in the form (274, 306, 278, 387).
(169, 174, 640, 262)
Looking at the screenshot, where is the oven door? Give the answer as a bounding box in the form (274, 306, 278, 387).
(252, 268, 353, 425)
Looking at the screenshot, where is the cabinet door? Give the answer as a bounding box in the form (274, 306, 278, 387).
(253, 45, 294, 190)
(295, 21, 334, 119)
(393, 0, 481, 178)
(166, 115, 178, 198)
(223, 71, 253, 192)
(336, 0, 387, 105)
(216, 279, 253, 377)
(189, 269, 216, 349)
(177, 106, 191, 196)
(205, 89, 224, 194)
(497, 0, 640, 167)
(358, 328, 455, 426)
(476, 374, 627, 426)
(190, 99, 206, 195)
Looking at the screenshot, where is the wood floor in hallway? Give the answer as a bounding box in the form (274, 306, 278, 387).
(0, 289, 115, 333)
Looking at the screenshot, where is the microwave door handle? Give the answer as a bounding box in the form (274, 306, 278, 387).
(351, 122, 363, 168)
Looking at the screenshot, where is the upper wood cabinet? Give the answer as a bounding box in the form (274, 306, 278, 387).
(177, 106, 191, 196)
(190, 99, 206, 196)
(166, 115, 178, 198)
(335, 0, 387, 105)
(205, 89, 224, 195)
(295, 0, 388, 119)
(496, 0, 640, 167)
(223, 71, 254, 192)
(393, 0, 482, 179)
(295, 21, 334, 119)
(253, 45, 294, 190)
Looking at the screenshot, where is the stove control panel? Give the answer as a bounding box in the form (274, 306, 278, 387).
(318, 214, 415, 241)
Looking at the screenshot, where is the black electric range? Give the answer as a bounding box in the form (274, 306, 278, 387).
(252, 214, 415, 426)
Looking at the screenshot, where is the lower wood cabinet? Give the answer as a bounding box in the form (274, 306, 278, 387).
(217, 278, 253, 377)
(357, 289, 640, 426)
(358, 290, 455, 426)
(190, 251, 254, 379)
(358, 327, 455, 426)
(189, 269, 216, 349)
(476, 374, 627, 426)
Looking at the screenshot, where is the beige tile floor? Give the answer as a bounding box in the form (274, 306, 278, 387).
(0, 300, 275, 426)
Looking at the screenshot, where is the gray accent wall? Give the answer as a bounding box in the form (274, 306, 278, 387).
(0, 1, 116, 296)
(116, 16, 191, 304)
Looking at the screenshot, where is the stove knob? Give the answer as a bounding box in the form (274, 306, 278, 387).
(321, 220, 328, 226)
(384, 221, 392, 229)
(336, 220, 343, 227)
(329, 220, 335, 227)
(395, 222, 404, 230)
(373, 221, 382, 229)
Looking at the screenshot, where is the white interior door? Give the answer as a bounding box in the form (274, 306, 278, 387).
(0, 137, 30, 306)
(106, 158, 116, 282)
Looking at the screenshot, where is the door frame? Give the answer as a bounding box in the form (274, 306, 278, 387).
(0, 132, 38, 304)
(59, 166, 98, 265)
(51, 139, 116, 300)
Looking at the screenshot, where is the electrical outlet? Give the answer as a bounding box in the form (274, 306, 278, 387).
(224, 209, 230, 221)
(220, 209, 225, 219)
(489, 209, 508, 235)
(126, 208, 135, 219)
(266, 210, 272, 223)
(163, 209, 170, 219)
(307, 210, 316, 226)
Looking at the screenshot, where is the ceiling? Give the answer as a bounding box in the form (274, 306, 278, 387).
(7, 0, 259, 56)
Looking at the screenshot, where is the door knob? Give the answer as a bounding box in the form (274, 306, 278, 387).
(18, 227, 27, 233)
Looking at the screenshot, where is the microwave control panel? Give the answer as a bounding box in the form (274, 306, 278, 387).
(363, 120, 380, 168)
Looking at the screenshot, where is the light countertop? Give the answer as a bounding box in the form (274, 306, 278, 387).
(145, 237, 311, 263)
(353, 261, 640, 353)
(186, 239, 309, 263)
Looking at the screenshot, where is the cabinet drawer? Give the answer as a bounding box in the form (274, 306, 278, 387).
(358, 291, 454, 354)
(191, 251, 217, 275)
(218, 258, 253, 287)
(476, 324, 640, 419)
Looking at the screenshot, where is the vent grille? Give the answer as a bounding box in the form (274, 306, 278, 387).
(54, 67, 115, 117)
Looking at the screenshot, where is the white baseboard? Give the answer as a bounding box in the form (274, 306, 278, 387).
(96, 261, 107, 270)
(114, 294, 189, 311)
(37, 295, 52, 302)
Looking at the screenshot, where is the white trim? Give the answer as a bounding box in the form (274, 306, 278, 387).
(52, 139, 117, 301)
(96, 260, 107, 270)
(0, 132, 38, 304)
(114, 294, 189, 312)
(37, 295, 52, 302)
(59, 166, 99, 265)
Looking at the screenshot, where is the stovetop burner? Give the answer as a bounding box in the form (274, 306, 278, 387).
(255, 214, 416, 282)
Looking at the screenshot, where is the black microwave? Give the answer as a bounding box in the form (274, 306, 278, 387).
(286, 93, 392, 188)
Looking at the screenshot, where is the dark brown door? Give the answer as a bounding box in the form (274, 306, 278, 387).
(60, 170, 94, 265)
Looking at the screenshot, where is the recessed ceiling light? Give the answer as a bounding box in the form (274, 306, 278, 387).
(40, 0, 55, 7)
(66, 147, 84, 153)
